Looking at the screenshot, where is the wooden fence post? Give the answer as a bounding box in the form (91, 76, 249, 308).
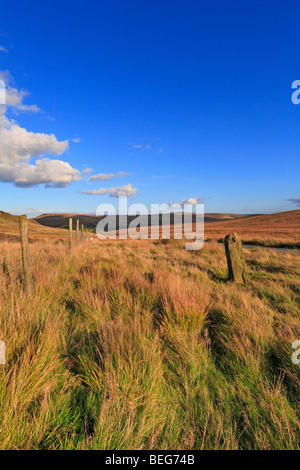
(19, 215, 32, 292)
(76, 219, 79, 245)
(81, 224, 84, 242)
(69, 217, 73, 253)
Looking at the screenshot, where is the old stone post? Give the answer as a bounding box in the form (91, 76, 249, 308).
(225, 232, 247, 283)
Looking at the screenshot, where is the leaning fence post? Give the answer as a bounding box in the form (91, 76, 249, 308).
(69, 217, 73, 253)
(19, 215, 32, 292)
(76, 219, 79, 245)
(81, 224, 84, 243)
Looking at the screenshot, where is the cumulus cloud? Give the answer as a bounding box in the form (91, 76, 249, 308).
(168, 197, 206, 209)
(88, 171, 131, 182)
(0, 71, 41, 113)
(0, 157, 81, 188)
(0, 71, 81, 187)
(287, 198, 300, 207)
(82, 183, 137, 197)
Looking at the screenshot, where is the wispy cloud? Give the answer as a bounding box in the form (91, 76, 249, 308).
(82, 168, 93, 175)
(132, 143, 151, 151)
(0, 46, 8, 53)
(130, 137, 163, 154)
(72, 137, 81, 143)
(88, 171, 131, 182)
(287, 198, 300, 208)
(168, 197, 206, 209)
(82, 183, 137, 197)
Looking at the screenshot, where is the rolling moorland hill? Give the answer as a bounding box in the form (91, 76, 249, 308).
(204, 209, 300, 246)
(0, 211, 69, 241)
(0, 210, 299, 246)
(33, 212, 257, 230)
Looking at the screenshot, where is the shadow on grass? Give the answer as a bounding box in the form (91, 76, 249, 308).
(206, 269, 229, 283)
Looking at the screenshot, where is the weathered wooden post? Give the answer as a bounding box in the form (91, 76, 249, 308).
(81, 224, 84, 242)
(76, 219, 79, 245)
(225, 232, 247, 283)
(69, 217, 73, 253)
(19, 215, 32, 292)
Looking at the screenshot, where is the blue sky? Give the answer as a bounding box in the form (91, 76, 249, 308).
(0, 0, 299, 216)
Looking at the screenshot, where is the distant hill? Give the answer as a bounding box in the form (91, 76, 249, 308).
(0, 211, 71, 240)
(0, 210, 38, 237)
(1, 209, 299, 244)
(205, 209, 300, 230)
(205, 209, 300, 244)
(33, 212, 257, 230)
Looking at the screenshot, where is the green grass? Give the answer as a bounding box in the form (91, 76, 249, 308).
(0, 240, 299, 449)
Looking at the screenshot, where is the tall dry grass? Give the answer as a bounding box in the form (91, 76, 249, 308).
(0, 239, 299, 449)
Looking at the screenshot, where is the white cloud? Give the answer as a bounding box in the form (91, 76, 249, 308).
(0, 121, 68, 163)
(82, 183, 137, 197)
(89, 171, 131, 182)
(72, 137, 81, 143)
(0, 158, 81, 188)
(0, 46, 8, 53)
(168, 197, 206, 209)
(0, 71, 81, 187)
(0, 71, 41, 113)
